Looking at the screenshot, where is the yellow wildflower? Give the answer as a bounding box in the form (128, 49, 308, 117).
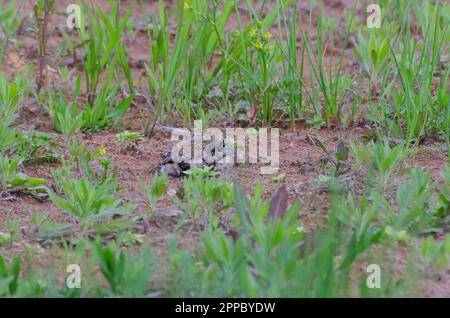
(268, 44, 274, 51)
(255, 41, 263, 50)
(249, 28, 257, 38)
(99, 145, 106, 155)
(264, 32, 272, 40)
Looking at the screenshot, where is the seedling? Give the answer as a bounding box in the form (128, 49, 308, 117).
(95, 240, 155, 297)
(303, 5, 355, 127)
(30, 212, 49, 234)
(0, 155, 48, 200)
(369, 139, 404, 188)
(74, 0, 135, 131)
(0, 2, 22, 65)
(15, 130, 61, 165)
(33, 0, 56, 92)
(313, 137, 350, 176)
(173, 167, 233, 225)
(420, 235, 450, 269)
(116, 131, 143, 152)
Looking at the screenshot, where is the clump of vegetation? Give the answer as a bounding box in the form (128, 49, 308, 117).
(116, 131, 143, 152)
(0, 0, 448, 298)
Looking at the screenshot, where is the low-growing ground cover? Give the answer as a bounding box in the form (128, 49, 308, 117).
(0, 0, 449, 297)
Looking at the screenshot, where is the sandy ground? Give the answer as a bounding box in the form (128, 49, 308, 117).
(1, 0, 449, 296)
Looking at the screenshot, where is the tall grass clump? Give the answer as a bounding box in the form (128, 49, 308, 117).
(74, 0, 134, 131)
